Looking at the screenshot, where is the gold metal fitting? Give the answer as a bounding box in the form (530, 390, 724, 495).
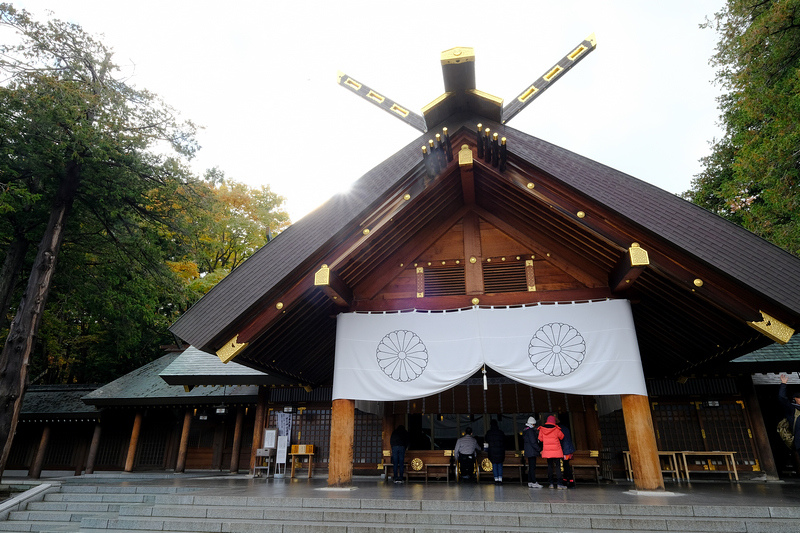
(276, 302, 284, 310)
(577, 211, 585, 218)
(403, 193, 411, 200)
(469, 256, 477, 264)
(471, 298, 480, 305)
(748, 310, 795, 344)
(527, 183, 535, 189)
(362, 228, 370, 235)
(693, 279, 703, 287)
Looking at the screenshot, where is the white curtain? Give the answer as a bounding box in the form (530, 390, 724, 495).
(332, 299, 647, 400)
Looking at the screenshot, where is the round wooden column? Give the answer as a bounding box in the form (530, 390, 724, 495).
(621, 394, 664, 490)
(85, 423, 102, 474)
(175, 409, 192, 473)
(124, 411, 143, 472)
(328, 398, 355, 487)
(249, 386, 268, 475)
(29, 425, 50, 479)
(229, 406, 245, 473)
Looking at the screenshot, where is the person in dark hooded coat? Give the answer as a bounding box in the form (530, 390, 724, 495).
(485, 419, 506, 484)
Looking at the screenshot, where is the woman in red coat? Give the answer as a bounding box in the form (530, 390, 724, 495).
(538, 415, 567, 489)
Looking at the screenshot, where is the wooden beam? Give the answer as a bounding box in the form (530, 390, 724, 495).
(474, 206, 607, 288)
(249, 386, 268, 475)
(459, 144, 475, 205)
(29, 425, 50, 479)
(609, 243, 650, 292)
(462, 211, 484, 294)
(354, 206, 470, 300)
(352, 287, 613, 312)
(237, 277, 315, 344)
(314, 265, 352, 307)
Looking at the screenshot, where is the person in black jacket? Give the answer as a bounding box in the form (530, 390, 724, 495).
(390, 425, 410, 484)
(522, 416, 543, 488)
(557, 413, 576, 488)
(779, 374, 800, 470)
(485, 419, 506, 484)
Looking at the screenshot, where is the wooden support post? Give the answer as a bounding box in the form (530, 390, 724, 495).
(85, 423, 102, 475)
(621, 394, 664, 490)
(175, 409, 192, 473)
(124, 411, 143, 473)
(740, 376, 779, 480)
(585, 399, 603, 452)
(572, 411, 588, 450)
(249, 386, 268, 474)
(230, 406, 245, 473)
(328, 398, 355, 486)
(382, 415, 393, 452)
(29, 425, 50, 479)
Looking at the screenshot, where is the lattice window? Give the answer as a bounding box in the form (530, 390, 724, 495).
(95, 429, 127, 468)
(483, 261, 528, 293)
(424, 266, 465, 296)
(7, 429, 35, 468)
(699, 402, 757, 468)
(136, 421, 170, 468)
(294, 409, 331, 464)
(44, 426, 78, 466)
(188, 422, 216, 448)
(652, 403, 704, 451)
(354, 411, 382, 465)
(598, 409, 628, 477)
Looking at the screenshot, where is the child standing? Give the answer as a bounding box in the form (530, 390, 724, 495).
(538, 415, 567, 489)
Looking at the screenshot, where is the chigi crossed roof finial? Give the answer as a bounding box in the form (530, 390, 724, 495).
(336, 34, 596, 133)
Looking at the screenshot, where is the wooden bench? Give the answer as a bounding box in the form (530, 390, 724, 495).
(476, 451, 526, 483)
(382, 450, 454, 482)
(531, 450, 602, 484)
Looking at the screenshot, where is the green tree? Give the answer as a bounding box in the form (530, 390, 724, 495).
(0, 4, 199, 476)
(684, 0, 800, 255)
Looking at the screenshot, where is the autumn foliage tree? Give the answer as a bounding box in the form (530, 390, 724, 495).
(685, 0, 800, 255)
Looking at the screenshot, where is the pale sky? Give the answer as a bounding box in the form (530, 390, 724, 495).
(13, 1, 726, 222)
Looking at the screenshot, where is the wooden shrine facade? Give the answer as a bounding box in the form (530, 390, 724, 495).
(169, 47, 800, 490)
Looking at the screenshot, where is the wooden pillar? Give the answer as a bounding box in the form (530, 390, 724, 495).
(29, 425, 50, 479)
(571, 411, 588, 450)
(621, 394, 664, 490)
(740, 376, 779, 480)
(249, 386, 268, 474)
(175, 409, 192, 473)
(382, 414, 393, 452)
(85, 423, 102, 474)
(328, 398, 355, 486)
(124, 411, 143, 472)
(74, 430, 89, 476)
(585, 400, 603, 451)
(230, 406, 245, 473)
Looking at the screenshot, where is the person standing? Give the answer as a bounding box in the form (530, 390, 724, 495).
(454, 427, 481, 482)
(485, 419, 506, 484)
(778, 374, 800, 471)
(557, 414, 576, 488)
(539, 415, 567, 489)
(522, 416, 542, 488)
(390, 424, 410, 484)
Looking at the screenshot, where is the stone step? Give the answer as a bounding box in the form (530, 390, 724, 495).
(27, 501, 122, 513)
(44, 493, 156, 504)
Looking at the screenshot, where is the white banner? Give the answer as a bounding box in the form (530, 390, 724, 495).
(332, 299, 646, 400)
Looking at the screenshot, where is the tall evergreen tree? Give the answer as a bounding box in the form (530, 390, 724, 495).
(0, 4, 199, 476)
(685, 0, 800, 255)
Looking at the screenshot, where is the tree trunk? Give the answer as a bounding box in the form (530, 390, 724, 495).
(0, 162, 80, 478)
(0, 234, 30, 334)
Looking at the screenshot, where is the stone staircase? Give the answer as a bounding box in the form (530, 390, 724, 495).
(2, 482, 799, 532)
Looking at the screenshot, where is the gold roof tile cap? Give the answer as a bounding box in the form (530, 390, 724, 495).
(441, 47, 475, 65)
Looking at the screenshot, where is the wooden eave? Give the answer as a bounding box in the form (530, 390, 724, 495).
(170, 113, 800, 387)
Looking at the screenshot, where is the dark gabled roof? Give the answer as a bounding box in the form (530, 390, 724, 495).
(20, 385, 100, 420)
(169, 112, 800, 383)
(82, 352, 259, 407)
(159, 345, 292, 386)
(169, 138, 422, 350)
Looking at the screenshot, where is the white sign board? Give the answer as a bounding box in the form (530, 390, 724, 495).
(276, 435, 288, 465)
